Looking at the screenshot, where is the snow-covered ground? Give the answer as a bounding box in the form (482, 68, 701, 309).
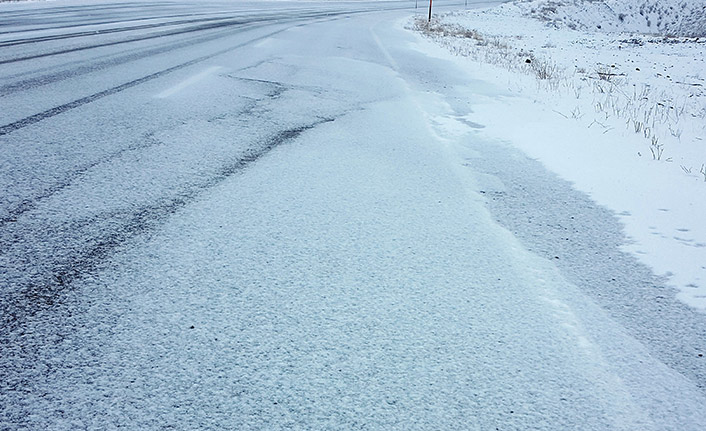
(511, 0, 706, 37)
(412, 0, 706, 310)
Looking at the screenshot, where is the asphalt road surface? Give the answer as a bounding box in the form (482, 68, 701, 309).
(1, 1, 705, 430)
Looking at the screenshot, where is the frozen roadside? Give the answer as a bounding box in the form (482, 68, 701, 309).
(408, 3, 706, 311)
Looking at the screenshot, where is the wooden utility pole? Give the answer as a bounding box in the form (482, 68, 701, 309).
(428, 0, 432, 22)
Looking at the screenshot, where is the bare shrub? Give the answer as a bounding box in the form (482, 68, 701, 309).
(596, 65, 618, 82)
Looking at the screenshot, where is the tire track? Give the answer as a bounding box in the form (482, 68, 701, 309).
(0, 132, 164, 227)
(0, 15, 235, 47)
(0, 1, 175, 20)
(0, 24, 290, 137)
(0, 84, 288, 229)
(0, 9, 346, 66)
(0, 17, 251, 65)
(0, 117, 334, 334)
(0, 24, 258, 96)
(0, 7, 380, 135)
(0, 11, 210, 36)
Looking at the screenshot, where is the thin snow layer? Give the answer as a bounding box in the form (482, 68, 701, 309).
(414, 5, 706, 310)
(5, 34, 706, 428)
(2, 1, 706, 429)
(503, 0, 706, 37)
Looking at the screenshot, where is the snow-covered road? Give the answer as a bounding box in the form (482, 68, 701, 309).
(1, 1, 705, 429)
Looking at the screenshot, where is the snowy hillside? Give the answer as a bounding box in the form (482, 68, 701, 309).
(505, 0, 706, 36)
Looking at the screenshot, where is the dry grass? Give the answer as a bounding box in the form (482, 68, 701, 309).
(410, 12, 706, 171)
